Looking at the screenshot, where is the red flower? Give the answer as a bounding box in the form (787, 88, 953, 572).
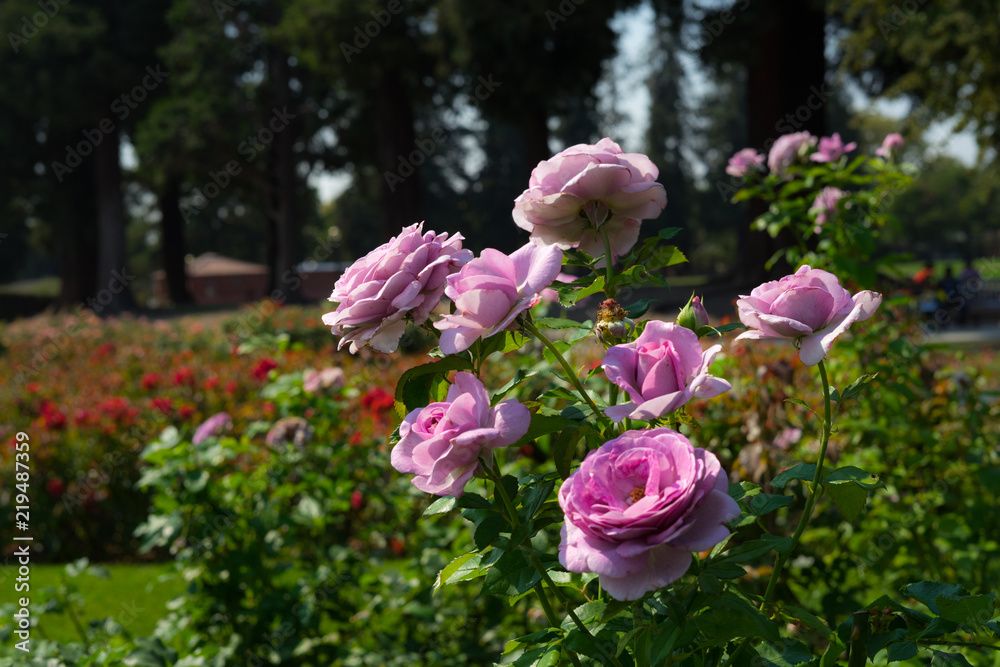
(179, 404, 196, 419)
(203, 376, 219, 390)
(152, 397, 173, 415)
(74, 409, 97, 427)
(46, 478, 65, 497)
(262, 401, 276, 418)
(38, 400, 67, 430)
(361, 388, 394, 413)
(252, 358, 278, 381)
(26, 382, 39, 394)
(225, 380, 238, 396)
(350, 490, 364, 511)
(173, 367, 195, 387)
(141, 372, 161, 390)
(390, 536, 405, 556)
(97, 397, 139, 425)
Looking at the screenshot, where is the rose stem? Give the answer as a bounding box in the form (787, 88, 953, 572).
(522, 319, 605, 423)
(722, 359, 834, 667)
(487, 464, 585, 667)
(600, 226, 615, 299)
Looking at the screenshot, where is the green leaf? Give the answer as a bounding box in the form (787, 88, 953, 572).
(748, 493, 795, 517)
(534, 317, 589, 330)
(886, 640, 918, 663)
(694, 592, 781, 643)
(647, 245, 688, 270)
(435, 552, 484, 592)
(701, 562, 747, 580)
(698, 322, 749, 337)
(483, 549, 542, 597)
(755, 639, 814, 666)
(475, 513, 507, 550)
(782, 604, 833, 638)
(824, 466, 885, 490)
(293, 496, 322, 523)
(514, 413, 582, 449)
(560, 276, 604, 307)
(394, 356, 475, 417)
(624, 299, 657, 319)
(930, 651, 975, 667)
(729, 481, 761, 503)
(553, 427, 581, 480)
(771, 464, 818, 489)
(840, 373, 879, 402)
(825, 481, 870, 521)
(935, 594, 995, 630)
(716, 535, 793, 563)
(424, 496, 457, 516)
(658, 227, 682, 241)
(902, 581, 969, 615)
(821, 639, 847, 667)
(493, 369, 540, 404)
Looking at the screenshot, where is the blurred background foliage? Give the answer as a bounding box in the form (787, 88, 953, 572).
(0, 0, 997, 314)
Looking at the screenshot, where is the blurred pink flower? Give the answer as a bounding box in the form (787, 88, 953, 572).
(811, 133, 856, 163)
(726, 148, 765, 178)
(303, 367, 346, 393)
(767, 132, 816, 177)
(193, 412, 233, 445)
(809, 186, 846, 232)
(876, 133, 904, 158)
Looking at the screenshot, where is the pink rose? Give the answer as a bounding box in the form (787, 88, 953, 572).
(434, 243, 563, 354)
(323, 222, 473, 354)
(513, 138, 667, 264)
(192, 412, 232, 445)
(602, 321, 731, 422)
(735, 265, 882, 366)
(810, 133, 857, 163)
(390, 372, 530, 496)
(559, 428, 740, 600)
(303, 367, 346, 393)
(726, 148, 765, 178)
(767, 132, 816, 177)
(876, 133, 904, 158)
(809, 186, 846, 232)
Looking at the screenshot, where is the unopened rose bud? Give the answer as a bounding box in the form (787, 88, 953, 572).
(677, 293, 710, 333)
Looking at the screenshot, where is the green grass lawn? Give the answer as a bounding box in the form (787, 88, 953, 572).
(1, 562, 182, 644)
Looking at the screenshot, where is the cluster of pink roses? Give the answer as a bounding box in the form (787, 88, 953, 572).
(324, 138, 881, 601)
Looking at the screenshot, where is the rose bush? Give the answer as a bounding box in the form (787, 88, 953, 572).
(512, 137, 667, 263)
(558, 428, 739, 600)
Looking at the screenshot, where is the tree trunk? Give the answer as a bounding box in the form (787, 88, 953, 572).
(376, 69, 422, 240)
(269, 47, 302, 302)
(742, 0, 827, 283)
(159, 176, 192, 304)
(94, 128, 135, 314)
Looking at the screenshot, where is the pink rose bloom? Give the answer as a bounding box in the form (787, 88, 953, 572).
(602, 321, 731, 422)
(767, 132, 816, 177)
(809, 186, 846, 231)
(725, 148, 765, 177)
(434, 243, 563, 354)
(390, 372, 530, 496)
(810, 133, 857, 163)
(559, 427, 740, 601)
(513, 138, 667, 265)
(876, 133, 904, 158)
(303, 367, 346, 393)
(735, 265, 882, 366)
(323, 222, 473, 354)
(192, 412, 232, 445)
